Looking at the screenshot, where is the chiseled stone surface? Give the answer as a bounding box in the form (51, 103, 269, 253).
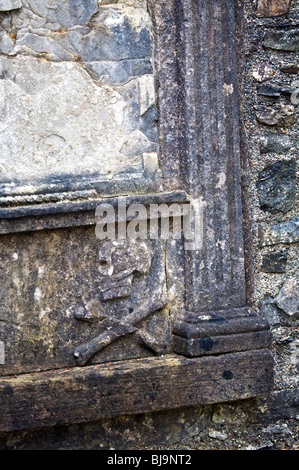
(0, 1, 158, 198)
(0, 56, 156, 195)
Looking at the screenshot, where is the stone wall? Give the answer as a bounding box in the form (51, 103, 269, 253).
(242, 0, 298, 400)
(0, 0, 298, 450)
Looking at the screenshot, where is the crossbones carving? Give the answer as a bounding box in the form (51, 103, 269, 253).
(73, 240, 168, 366)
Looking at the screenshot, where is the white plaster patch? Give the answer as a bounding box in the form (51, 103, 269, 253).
(216, 172, 226, 188)
(223, 83, 234, 95)
(34, 287, 42, 302)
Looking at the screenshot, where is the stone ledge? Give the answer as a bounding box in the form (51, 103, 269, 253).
(0, 350, 273, 433)
(172, 307, 272, 357)
(0, 191, 188, 234)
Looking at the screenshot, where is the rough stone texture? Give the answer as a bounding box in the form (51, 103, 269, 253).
(254, 102, 295, 126)
(259, 134, 292, 153)
(262, 28, 299, 51)
(281, 63, 299, 74)
(0, 0, 21, 11)
(274, 279, 299, 323)
(0, 1, 159, 199)
(259, 217, 299, 246)
(257, 83, 297, 97)
(259, 296, 282, 326)
(1, 2, 153, 82)
(256, 0, 291, 17)
(150, 0, 248, 315)
(256, 159, 297, 213)
(0, 0, 272, 375)
(217, 0, 299, 451)
(0, 57, 156, 194)
(251, 61, 275, 82)
(241, 0, 298, 451)
(261, 251, 288, 272)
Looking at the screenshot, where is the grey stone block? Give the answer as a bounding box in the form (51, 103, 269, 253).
(0, 0, 21, 11)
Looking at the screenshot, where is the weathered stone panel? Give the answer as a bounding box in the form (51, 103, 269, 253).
(0, 0, 159, 200)
(0, 227, 171, 376)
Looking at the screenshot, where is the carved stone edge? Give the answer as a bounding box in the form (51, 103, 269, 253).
(172, 330, 272, 357)
(0, 191, 188, 234)
(172, 308, 272, 357)
(0, 152, 161, 204)
(0, 350, 274, 433)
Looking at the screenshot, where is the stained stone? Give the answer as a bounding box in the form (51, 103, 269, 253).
(0, 229, 170, 375)
(86, 59, 152, 86)
(208, 429, 228, 440)
(262, 28, 299, 52)
(16, 33, 74, 61)
(256, 159, 297, 213)
(0, 0, 159, 199)
(256, 0, 291, 17)
(12, 0, 100, 29)
(0, 0, 275, 434)
(0, 56, 155, 191)
(259, 217, 299, 247)
(0, 0, 21, 11)
(274, 279, 299, 324)
(7, 4, 153, 85)
(55, 13, 151, 63)
(56, 0, 99, 28)
(261, 251, 288, 273)
(260, 134, 292, 154)
(0, 33, 14, 53)
(281, 64, 299, 74)
(252, 62, 275, 82)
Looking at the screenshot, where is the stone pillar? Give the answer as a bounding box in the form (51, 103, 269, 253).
(149, 0, 272, 357)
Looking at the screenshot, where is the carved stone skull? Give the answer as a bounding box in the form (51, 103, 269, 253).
(98, 239, 151, 300)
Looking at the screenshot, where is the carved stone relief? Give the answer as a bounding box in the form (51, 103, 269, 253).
(73, 239, 169, 365)
(0, 227, 172, 376)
